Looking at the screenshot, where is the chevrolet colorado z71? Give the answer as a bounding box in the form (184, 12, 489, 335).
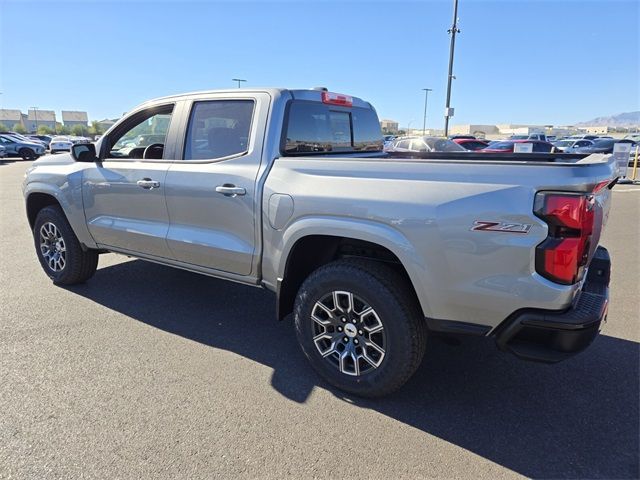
(23, 88, 615, 397)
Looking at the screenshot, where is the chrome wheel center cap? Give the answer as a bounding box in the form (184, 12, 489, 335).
(344, 323, 357, 338)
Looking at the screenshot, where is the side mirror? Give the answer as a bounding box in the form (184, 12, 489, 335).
(71, 143, 98, 162)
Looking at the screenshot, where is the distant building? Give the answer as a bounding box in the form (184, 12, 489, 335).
(380, 119, 399, 133)
(496, 124, 546, 136)
(450, 124, 499, 137)
(97, 118, 118, 131)
(0, 109, 24, 129)
(25, 109, 56, 132)
(579, 125, 611, 134)
(62, 110, 88, 128)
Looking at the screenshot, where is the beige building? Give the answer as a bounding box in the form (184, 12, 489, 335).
(25, 109, 56, 132)
(62, 110, 89, 128)
(450, 124, 499, 138)
(0, 109, 23, 129)
(380, 119, 399, 132)
(579, 125, 611, 134)
(97, 118, 118, 131)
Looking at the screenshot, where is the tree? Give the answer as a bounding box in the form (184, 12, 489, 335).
(71, 124, 89, 136)
(37, 125, 54, 135)
(13, 124, 27, 134)
(89, 120, 103, 136)
(57, 124, 71, 135)
(0, 123, 7, 131)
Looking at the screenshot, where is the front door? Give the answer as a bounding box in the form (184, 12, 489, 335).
(163, 95, 268, 275)
(82, 104, 178, 258)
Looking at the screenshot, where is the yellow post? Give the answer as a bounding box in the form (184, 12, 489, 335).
(632, 145, 639, 181)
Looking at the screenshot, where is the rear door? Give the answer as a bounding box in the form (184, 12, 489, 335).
(82, 103, 182, 258)
(163, 93, 270, 275)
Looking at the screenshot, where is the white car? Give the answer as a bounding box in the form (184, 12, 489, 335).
(50, 136, 74, 154)
(552, 139, 594, 152)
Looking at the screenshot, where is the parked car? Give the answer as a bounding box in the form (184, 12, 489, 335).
(388, 136, 467, 153)
(452, 138, 490, 151)
(28, 135, 53, 148)
(0, 131, 47, 147)
(552, 139, 594, 152)
(383, 135, 397, 151)
(69, 136, 91, 145)
(50, 136, 75, 154)
(480, 140, 555, 153)
(0, 145, 6, 158)
(574, 138, 633, 155)
(623, 133, 640, 142)
(23, 87, 615, 397)
(0, 134, 45, 160)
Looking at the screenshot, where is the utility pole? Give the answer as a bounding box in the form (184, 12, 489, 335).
(31, 106, 39, 133)
(422, 88, 432, 135)
(444, 0, 460, 137)
(232, 78, 246, 88)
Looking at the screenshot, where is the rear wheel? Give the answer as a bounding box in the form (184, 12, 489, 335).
(33, 206, 98, 285)
(294, 259, 427, 397)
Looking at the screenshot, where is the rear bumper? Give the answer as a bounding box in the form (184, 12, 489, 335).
(495, 246, 610, 363)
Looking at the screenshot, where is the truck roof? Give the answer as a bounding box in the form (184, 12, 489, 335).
(138, 88, 373, 110)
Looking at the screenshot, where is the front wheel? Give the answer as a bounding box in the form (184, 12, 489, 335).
(19, 148, 36, 160)
(33, 205, 99, 284)
(294, 259, 427, 397)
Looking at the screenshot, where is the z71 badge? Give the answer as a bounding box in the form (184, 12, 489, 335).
(470, 221, 532, 234)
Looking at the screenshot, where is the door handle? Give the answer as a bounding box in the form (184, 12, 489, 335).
(216, 184, 246, 197)
(137, 178, 160, 189)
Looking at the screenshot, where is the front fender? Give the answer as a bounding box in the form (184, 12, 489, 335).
(276, 216, 432, 317)
(23, 178, 97, 249)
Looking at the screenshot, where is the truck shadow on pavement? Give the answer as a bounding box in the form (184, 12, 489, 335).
(67, 258, 639, 480)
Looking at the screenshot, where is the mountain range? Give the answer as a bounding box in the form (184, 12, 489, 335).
(575, 111, 640, 127)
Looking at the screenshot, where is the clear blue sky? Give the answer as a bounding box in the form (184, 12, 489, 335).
(1, 0, 638, 128)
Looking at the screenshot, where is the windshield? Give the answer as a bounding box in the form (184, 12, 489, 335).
(554, 140, 574, 147)
(422, 137, 466, 152)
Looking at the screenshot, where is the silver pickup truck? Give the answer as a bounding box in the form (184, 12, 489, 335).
(23, 88, 616, 397)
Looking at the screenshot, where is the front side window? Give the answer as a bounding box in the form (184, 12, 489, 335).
(183, 100, 254, 160)
(108, 105, 174, 159)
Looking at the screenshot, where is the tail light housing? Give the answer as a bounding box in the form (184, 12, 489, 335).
(534, 192, 595, 284)
(321, 91, 353, 107)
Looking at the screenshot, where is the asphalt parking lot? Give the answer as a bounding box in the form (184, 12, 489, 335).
(1, 158, 638, 479)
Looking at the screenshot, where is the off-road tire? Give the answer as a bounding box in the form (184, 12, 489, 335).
(33, 205, 98, 285)
(294, 258, 427, 397)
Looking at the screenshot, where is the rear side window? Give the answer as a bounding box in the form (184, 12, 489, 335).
(184, 100, 254, 160)
(283, 101, 382, 154)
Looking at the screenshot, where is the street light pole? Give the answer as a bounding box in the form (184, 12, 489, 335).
(232, 78, 247, 88)
(31, 106, 39, 133)
(422, 88, 432, 135)
(444, 0, 460, 137)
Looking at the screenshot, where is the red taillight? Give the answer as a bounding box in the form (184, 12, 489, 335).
(534, 193, 595, 284)
(321, 91, 353, 107)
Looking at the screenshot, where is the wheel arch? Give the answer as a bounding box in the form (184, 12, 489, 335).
(275, 218, 430, 320)
(26, 192, 61, 229)
(24, 183, 97, 249)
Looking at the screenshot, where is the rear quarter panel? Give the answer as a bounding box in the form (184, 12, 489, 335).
(263, 155, 616, 329)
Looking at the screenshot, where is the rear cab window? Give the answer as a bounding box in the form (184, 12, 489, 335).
(282, 99, 383, 154)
